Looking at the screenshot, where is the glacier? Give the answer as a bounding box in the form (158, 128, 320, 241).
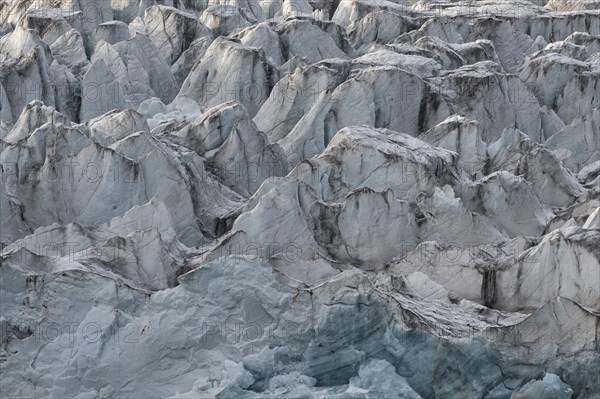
(0, 0, 599, 398)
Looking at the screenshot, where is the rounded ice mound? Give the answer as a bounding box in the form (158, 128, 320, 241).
(511, 373, 574, 399)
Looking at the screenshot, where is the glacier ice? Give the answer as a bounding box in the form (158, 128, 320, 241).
(0, 0, 599, 398)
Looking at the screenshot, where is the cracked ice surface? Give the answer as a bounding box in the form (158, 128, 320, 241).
(0, 0, 599, 398)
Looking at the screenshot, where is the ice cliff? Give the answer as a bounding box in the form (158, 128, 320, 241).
(1, 0, 599, 398)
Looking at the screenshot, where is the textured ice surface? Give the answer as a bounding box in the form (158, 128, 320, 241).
(1, 0, 599, 398)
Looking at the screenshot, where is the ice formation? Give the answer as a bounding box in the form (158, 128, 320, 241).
(0, 0, 599, 398)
